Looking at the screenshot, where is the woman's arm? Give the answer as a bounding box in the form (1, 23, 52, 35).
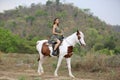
(52, 25, 62, 35)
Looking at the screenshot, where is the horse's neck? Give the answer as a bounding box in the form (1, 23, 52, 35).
(64, 33, 77, 46)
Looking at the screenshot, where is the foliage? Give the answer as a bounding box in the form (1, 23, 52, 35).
(97, 49, 115, 55)
(106, 55, 120, 67)
(114, 46, 120, 54)
(0, 1, 119, 54)
(73, 53, 107, 72)
(35, 10, 48, 17)
(56, 11, 67, 18)
(0, 28, 37, 53)
(73, 53, 120, 72)
(46, 0, 53, 6)
(0, 28, 19, 52)
(85, 28, 103, 49)
(73, 44, 87, 56)
(18, 76, 26, 80)
(93, 43, 104, 51)
(25, 16, 35, 26)
(0, 20, 5, 27)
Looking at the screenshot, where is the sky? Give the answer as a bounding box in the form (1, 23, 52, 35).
(0, 0, 120, 25)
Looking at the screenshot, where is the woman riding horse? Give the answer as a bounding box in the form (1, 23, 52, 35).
(50, 18, 64, 56)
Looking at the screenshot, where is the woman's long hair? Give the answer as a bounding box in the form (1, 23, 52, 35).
(53, 18, 59, 26)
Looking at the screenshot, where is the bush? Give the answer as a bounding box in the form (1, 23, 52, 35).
(98, 48, 115, 55)
(93, 43, 104, 51)
(0, 20, 5, 27)
(56, 11, 67, 18)
(114, 46, 120, 54)
(0, 28, 19, 53)
(35, 10, 48, 17)
(106, 70, 120, 80)
(73, 44, 87, 56)
(0, 28, 36, 53)
(73, 53, 107, 72)
(106, 55, 120, 67)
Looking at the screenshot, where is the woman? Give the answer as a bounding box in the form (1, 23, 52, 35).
(51, 18, 63, 56)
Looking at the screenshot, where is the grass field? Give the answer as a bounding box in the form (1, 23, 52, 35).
(0, 52, 119, 80)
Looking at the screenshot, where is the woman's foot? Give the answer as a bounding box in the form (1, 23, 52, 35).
(52, 50, 57, 56)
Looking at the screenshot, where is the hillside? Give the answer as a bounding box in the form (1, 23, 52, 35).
(0, 1, 120, 54)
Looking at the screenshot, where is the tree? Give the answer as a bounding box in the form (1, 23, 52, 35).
(56, 0, 60, 5)
(46, 0, 53, 6)
(0, 28, 19, 52)
(26, 16, 35, 26)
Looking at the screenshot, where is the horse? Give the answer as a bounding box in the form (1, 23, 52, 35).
(36, 30, 86, 78)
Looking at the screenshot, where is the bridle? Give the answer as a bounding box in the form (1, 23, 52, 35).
(77, 32, 83, 46)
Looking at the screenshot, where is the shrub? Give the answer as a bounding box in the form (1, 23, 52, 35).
(56, 11, 67, 18)
(0, 28, 36, 53)
(98, 48, 115, 55)
(0, 20, 5, 27)
(106, 70, 120, 80)
(114, 46, 120, 54)
(0, 28, 20, 53)
(73, 44, 87, 56)
(93, 43, 104, 51)
(106, 55, 120, 67)
(35, 10, 48, 17)
(73, 53, 107, 72)
(18, 76, 26, 80)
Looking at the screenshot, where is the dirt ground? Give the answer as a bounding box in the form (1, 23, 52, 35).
(0, 53, 119, 80)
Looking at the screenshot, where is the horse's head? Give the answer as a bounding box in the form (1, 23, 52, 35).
(76, 30, 86, 47)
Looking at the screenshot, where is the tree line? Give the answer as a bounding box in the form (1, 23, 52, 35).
(0, 0, 120, 55)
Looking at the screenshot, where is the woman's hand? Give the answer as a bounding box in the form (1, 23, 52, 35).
(59, 33, 63, 36)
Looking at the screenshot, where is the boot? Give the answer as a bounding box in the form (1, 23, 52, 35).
(52, 50, 57, 56)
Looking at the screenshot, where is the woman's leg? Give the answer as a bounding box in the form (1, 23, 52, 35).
(52, 39, 61, 55)
(54, 39, 61, 50)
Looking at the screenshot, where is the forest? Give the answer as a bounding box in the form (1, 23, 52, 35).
(0, 0, 120, 55)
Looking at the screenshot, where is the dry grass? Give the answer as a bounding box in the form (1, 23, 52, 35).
(73, 53, 108, 72)
(0, 52, 119, 80)
(105, 69, 120, 80)
(72, 52, 120, 80)
(0, 51, 3, 63)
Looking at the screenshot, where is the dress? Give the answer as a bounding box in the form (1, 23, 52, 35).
(49, 27, 63, 43)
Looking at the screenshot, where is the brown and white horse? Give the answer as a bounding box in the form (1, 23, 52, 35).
(36, 30, 86, 78)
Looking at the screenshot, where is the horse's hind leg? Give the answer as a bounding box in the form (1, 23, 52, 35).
(38, 52, 44, 75)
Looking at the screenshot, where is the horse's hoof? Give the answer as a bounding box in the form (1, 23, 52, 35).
(54, 74, 58, 77)
(69, 75, 75, 78)
(38, 73, 42, 76)
(41, 71, 44, 74)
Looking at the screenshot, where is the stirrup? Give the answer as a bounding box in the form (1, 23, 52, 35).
(52, 50, 57, 56)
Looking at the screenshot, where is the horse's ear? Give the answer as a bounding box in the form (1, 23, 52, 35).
(77, 30, 80, 35)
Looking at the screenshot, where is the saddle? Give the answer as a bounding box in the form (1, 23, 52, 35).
(48, 40, 60, 55)
(48, 35, 64, 56)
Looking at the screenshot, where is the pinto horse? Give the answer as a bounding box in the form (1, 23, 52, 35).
(36, 30, 86, 78)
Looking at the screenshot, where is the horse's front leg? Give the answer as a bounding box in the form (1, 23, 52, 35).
(54, 56, 63, 77)
(66, 58, 75, 78)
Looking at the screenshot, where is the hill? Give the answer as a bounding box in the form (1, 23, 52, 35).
(0, 1, 120, 54)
